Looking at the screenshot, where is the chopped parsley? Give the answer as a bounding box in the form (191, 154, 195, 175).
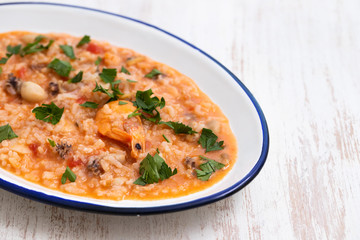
(80, 101, 99, 109)
(195, 156, 225, 181)
(92, 82, 122, 102)
(77, 35, 90, 47)
(112, 80, 121, 85)
(0, 44, 21, 64)
(48, 138, 56, 147)
(127, 109, 141, 118)
(160, 121, 197, 135)
(32, 102, 64, 125)
(61, 166, 76, 184)
(99, 68, 117, 83)
(93, 82, 113, 97)
(68, 71, 83, 83)
(48, 58, 72, 77)
(120, 66, 131, 75)
(60, 45, 76, 60)
(126, 79, 137, 83)
(133, 153, 177, 186)
(130, 89, 165, 123)
(6, 45, 22, 57)
(95, 56, 102, 66)
(118, 101, 128, 105)
(198, 128, 224, 152)
(0, 124, 18, 143)
(21, 35, 53, 56)
(0, 58, 7, 64)
(0, 67, 2, 74)
(162, 134, 170, 143)
(145, 68, 162, 79)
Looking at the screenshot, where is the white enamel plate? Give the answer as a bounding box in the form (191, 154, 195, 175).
(0, 2, 269, 215)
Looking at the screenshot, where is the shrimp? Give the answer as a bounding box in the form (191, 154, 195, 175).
(95, 101, 145, 159)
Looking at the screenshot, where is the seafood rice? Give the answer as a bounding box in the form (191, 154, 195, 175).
(0, 32, 237, 200)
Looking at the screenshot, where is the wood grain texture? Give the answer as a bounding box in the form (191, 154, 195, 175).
(1, 0, 360, 239)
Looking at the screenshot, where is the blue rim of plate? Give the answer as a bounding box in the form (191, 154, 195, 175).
(0, 2, 269, 215)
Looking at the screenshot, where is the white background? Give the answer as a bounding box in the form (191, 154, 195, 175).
(0, 0, 359, 239)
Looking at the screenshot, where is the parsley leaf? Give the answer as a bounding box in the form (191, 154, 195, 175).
(120, 66, 130, 75)
(145, 68, 162, 79)
(195, 156, 225, 181)
(93, 82, 123, 102)
(134, 153, 177, 186)
(21, 35, 53, 56)
(80, 101, 99, 109)
(160, 121, 197, 135)
(118, 101, 127, 105)
(0, 58, 7, 64)
(0, 124, 18, 143)
(92, 82, 113, 97)
(131, 89, 165, 123)
(198, 128, 224, 152)
(32, 102, 64, 125)
(48, 138, 56, 147)
(61, 166, 76, 184)
(6, 45, 21, 57)
(127, 109, 141, 118)
(77, 35, 90, 47)
(162, 134, 170, 143)
(48, 58, 72, 77)
(126, 79, 137, 83)
(60, 45, 76, 60)
(95, 56, 102, 66)
(99, 68, 117, 83)
(68, 71, 83, 83)
(0, 44, 21, 64)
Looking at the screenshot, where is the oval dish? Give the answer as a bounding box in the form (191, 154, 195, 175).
(0, 2, 269, 215)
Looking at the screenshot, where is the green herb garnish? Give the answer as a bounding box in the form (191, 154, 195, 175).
(68, 71, 83, 83)
(133, 153, 177, 186)
(160, 121, 196, 135)
(95, 56, 102, 66)
(0, 44, 22, 64)
(0, 67, 2, 74)
(77, 35, 90, 47)
(6, 45, 22, 57)
(61, 166, 77, 184)
(127, 109, 141, 118)
(162, 134, 170, 143)
(120, 66, 131, 75)
(126, 79, 137, 83)
(92, 82, 113, 97)
(145, 68, 162, 79)
(130, 89, 165, 123)
(198, 128, 224, 152)
(0, 58, 7, 64)
(32, 102, 64, 125)
(118, 101, 128, 105)
(48, 138, 56, 147)
(60, 45, 76, 60)
(21, 35, 53, 56)
(0, 124, 18, 143)
(48, 58, 72, 77)
(80, 101, 99, 109)
(99, 68, 117, 83)
(195, 156, 225, 181)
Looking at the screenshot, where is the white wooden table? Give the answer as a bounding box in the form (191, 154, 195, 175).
(1, 0, 359, 239)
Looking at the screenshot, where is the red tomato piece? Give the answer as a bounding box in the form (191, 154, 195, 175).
(86, 43, 103, 54)
(68, 157, 83, 168)
(76, 96, 86, 104)
(29, 143, 39, 156)
(16, 67, 27, 79)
